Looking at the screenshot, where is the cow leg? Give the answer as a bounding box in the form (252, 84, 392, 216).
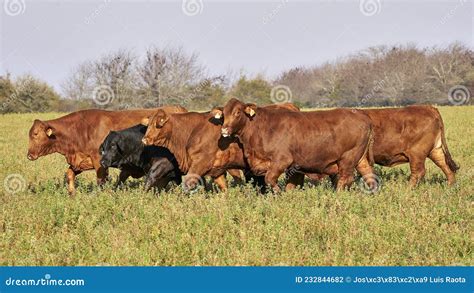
(146, 158, 178, 191)
(429, 147, 456, 185)
(254, 175, 267, 193)
(285, 172, 305, 190)
(115, 170, 130, 189)
(336, 173, 355, 191)
(145, 176, 172, 192)
(265, 166, 286, 193)
(336, 162, 356, 192)
(408, 155, 426, 187)
(356, 157, 377, 191)
(96, 167, 108, 186)
(213, 174, 228, 192)
(244, 171, 267, 193)
(183, 164, 208, 192)
(92, 158, 108, 186)
(66, 167, 81, 196)
(329, 174, 338, 188)
(243, 170, 255, 185)
(227, 169, 244, 185)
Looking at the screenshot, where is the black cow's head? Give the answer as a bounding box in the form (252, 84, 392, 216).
(99, 131, 123, 168)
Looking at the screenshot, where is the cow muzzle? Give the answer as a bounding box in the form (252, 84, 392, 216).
(221, 127, 230, 137)
(27, 152, 37, 161)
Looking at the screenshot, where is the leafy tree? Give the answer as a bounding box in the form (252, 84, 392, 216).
(228, 75, 272, 104)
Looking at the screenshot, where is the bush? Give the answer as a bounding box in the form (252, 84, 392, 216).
(0, 74, 61, 114)
(228, 75, 273, 105)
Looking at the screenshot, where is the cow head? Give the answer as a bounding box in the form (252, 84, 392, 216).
(27, 119, 56, 160)
(221, 98, 257, 137)
(99, 131, 123, 168)
(141, 109, 171, 146)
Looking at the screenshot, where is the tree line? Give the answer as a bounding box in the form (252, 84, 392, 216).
(1, 42, 472, 114)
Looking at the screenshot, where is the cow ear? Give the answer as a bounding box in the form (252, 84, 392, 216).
(141, 117, 150, 126)
(210, 107, 223, 119)
(46, 127, 54, 137)
(154, 111, 169, 128)
(156, 116, 169, 128)
(244, 104, 257, 117)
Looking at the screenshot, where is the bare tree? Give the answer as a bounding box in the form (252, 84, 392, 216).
(61, 50, 136, 109)
(135, 46, 207, 107)
(92, 49, 136, 108)
(277, 43, 473, 107)
(61, 61, 94, 100)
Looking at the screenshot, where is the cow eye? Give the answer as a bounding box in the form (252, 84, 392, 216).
(101, 150, 105, 155)
(234, 111, 240, 117)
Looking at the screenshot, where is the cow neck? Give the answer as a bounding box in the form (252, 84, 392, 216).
(46, 119, 80, 157)
(237, 112, 262, 148)
(162, 115, 195, 173)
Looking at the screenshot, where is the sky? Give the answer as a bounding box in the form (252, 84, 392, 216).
(1, 0, 472, 93)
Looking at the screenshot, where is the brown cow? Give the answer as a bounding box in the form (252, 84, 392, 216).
(362, 105, 459, 186)
(211, 102, 306, 189)
(141, 103, 302, 192)
(27, 106, 187, 195)
(219, 98, 375, 192)
(141, 111, 246, 191)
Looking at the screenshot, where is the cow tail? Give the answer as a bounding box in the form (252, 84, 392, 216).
(440, 120, 459, 173)
(433, 107, 459, 173)
(358, 123, 375, 167)
(366, 125, 375, 166)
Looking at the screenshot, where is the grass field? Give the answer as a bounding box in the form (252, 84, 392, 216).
(0, 106, 473, 266)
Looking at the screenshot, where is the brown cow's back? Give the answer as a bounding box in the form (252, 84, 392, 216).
(239, 108, 372, 174)
(220, 98, 374, 191)
(362, 105, 458, 186)
(363, 105, 443, 166)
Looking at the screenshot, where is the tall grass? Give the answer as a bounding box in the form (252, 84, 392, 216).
(0, 107, 472, 266)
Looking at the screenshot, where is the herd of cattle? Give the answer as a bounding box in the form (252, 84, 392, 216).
(27, 98, 459, 196)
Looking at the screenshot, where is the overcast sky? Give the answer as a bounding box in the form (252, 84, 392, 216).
(1, 0, 472, 93)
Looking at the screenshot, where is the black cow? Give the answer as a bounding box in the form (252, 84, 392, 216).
(99, 124, 182, 191)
